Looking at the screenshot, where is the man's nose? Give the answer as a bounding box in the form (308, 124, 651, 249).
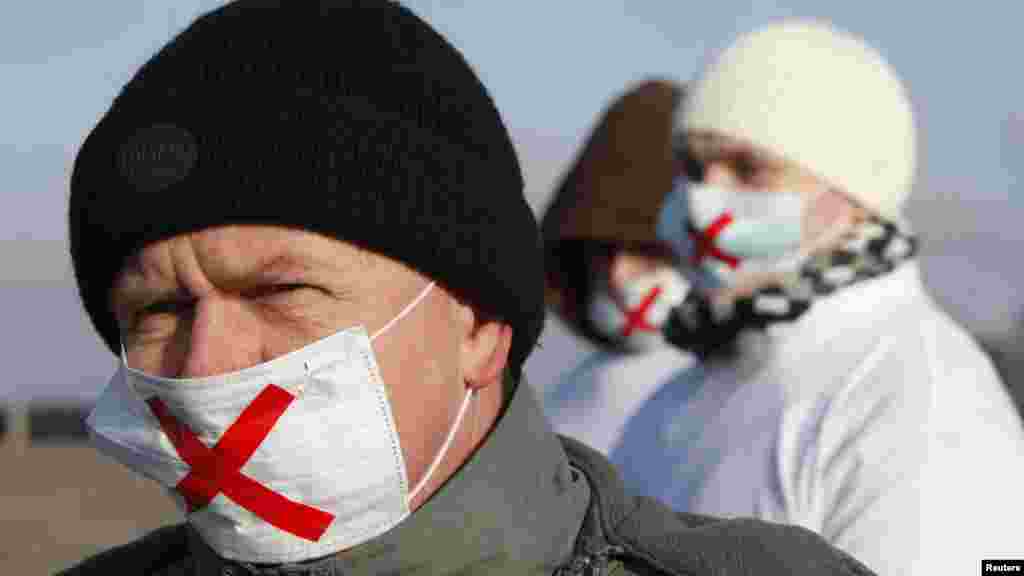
(179, 295, 262, 379)
(609, 251, 661, 291)
(703, 161, 737, 187)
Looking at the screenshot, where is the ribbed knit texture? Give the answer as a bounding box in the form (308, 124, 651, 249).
(69, 0, 544, 378)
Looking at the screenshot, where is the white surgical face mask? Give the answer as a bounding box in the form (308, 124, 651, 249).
(85, 281, 473, 564)
(588, 266, 690, 352)
(687, 182, 804, 260)
(657, 177, 839, 285)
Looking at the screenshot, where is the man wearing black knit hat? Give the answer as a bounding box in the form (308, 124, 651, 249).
(60, 2, 877, 575)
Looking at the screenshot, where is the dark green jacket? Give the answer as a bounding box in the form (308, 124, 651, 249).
(58, 380, 873, 575)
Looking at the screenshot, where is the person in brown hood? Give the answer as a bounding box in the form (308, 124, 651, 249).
(539, 78, 716, 457)
(541, 79, 696, 356)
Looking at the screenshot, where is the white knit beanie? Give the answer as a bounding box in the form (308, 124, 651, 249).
(680, 19, 916, 221)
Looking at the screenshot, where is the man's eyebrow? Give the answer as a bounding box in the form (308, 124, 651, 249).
(253, 252, 317, 280)
(111, 253, 308, 306)
(112, 247, 359, 309)
(244, 250, 367, 291)
(111, 255, 171, 307)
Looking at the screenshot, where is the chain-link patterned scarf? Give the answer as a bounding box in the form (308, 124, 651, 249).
(665, 217, 919, 359)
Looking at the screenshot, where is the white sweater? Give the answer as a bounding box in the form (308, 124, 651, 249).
(543, 261, 1024, 575)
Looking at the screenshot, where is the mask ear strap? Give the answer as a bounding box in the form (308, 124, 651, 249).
(407, 387, 475, 503)
(371, 281, 436, 341)
(791, 213, 859, 270)
(775, 192, 860, 274)
(118, 342, 150, 401)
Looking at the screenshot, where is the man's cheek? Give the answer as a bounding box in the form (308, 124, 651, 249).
(804, 188, 848, 241)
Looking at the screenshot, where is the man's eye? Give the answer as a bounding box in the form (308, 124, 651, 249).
(131, 299, 192, 335)
(247, 283, 323, 302)
(734, 156, 757, 180)
(261, 283, 312, 296)
(140, 299, 192, 317)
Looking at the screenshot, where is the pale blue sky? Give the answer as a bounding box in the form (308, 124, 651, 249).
(1, 1, 1021, 400)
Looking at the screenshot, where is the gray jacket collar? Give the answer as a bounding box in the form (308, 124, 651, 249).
(189, 378, 591, 575)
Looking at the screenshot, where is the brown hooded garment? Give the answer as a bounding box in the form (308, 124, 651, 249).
(540, 79, 685, 349)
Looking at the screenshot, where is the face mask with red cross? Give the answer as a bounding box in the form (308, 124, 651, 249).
(587, 266, 691, 352)
(656, 177, 809, 285)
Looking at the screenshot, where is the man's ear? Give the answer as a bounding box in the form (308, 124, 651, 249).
(805, 186, 861, 244)
(454, 300, 512, 391)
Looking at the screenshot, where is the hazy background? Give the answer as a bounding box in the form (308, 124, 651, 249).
(2, 1, 1021, 572)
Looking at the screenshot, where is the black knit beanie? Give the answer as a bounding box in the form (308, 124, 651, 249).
(69, 0, 544, 380)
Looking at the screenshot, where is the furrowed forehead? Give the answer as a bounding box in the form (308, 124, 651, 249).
(110, 227, 366, 307)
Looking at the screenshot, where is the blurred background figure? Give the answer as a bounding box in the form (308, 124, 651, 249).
(540, 79, 700, 455)
(3, 1, 1023, 574)
(541, 19, 1024, 575)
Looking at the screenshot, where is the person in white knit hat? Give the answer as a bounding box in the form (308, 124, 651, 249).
(542, 19, 1024, 576)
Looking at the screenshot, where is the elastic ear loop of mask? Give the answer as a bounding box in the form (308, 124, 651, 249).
(366, 279, 476, 503)
(777, 210, 859, 274)
(407, 387, 475, 503)
(371, 280, 436, 341)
